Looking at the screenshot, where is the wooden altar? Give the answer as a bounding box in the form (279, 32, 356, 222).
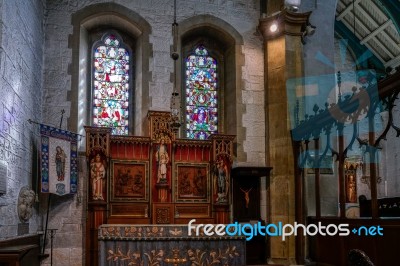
(85, 111, 236, 266)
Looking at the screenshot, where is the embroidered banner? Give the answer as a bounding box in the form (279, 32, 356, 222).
(40, 124, 78, 195)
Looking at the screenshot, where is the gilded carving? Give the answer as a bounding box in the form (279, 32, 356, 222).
(106, 246, 240, 266)
(156, 208, 170, 224)
(169, 227, 183, 237)
(187, 247, 240, 265)
(144, 250, 165, 265)
(144, 226, 165, 237)
(101, 226, 121, 238)
(124, 226, 143, 237)
(107, 248, 165, 266)
(164, 248, 186, 265)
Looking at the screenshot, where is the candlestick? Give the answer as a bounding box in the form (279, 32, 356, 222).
(384, 180, 388, 197)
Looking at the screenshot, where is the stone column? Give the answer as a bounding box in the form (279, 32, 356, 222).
(259, 9, 310, 264)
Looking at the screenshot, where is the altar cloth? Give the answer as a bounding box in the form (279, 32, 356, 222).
(98, 224, 246, 265)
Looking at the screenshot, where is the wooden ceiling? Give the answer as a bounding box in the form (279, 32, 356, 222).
(336, 0, 400, 69)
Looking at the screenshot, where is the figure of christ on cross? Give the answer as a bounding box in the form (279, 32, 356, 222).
(240, 187, 253, 208)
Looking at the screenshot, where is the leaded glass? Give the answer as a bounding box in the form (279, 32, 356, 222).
(185, 45, 218, 139)
(93, 34, 130, 135)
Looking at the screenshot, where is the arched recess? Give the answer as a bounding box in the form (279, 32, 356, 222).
(69, 3, 152, 142)
(178, 15, 245, 155)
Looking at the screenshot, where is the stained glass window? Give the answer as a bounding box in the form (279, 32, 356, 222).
(93, 33, 130, 135)
(185, 45, 218, 139)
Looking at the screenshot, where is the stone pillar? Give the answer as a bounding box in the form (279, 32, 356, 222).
(259, 9, 310, 264)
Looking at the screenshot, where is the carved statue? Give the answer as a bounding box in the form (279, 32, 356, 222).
(347, 174, 357, 203)
(155, 138, 169, 184)
(90, 153, 106, 200)
(214, 157, 230, 203)
(18, 186, 36, 223)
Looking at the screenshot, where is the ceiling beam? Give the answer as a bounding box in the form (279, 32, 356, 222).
(377, 0, 400, 34)
(357, 3, 400, 53)
(334, 20, 384, 71)
(385, 55, 400, 68)
(339, 10, 395, 59)
(336, 0, 361, 21)
(339, 18, 388, 61)
(360, 20, 392, 45)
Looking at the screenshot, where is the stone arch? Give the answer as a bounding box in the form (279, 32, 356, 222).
(69, 3, 152, 139)
(177, 15, 246, 160)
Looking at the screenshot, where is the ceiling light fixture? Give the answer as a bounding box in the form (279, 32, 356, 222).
(170, 0, 182, 133)
(270, 22, 278, 33)
(285, 0, 302, 12)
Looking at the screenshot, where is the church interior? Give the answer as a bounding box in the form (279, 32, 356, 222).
(0, 0, 400, 265)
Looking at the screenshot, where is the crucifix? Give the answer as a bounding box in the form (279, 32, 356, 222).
(240, 187, 252, 208)
(164, 248, 187, 266)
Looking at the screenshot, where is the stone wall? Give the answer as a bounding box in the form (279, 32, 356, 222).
(42, 0, 265, 163)
(382, 99, 400, 198)
(41, 154, 86, 266)
(0, 0, 45, 239)
(41, 0, 264, 265)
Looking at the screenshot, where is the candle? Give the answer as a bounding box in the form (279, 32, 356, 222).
(385, 180, 388, 197)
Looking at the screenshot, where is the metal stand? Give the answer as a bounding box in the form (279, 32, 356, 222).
(48, 229, 57, 266)
(41, 110, 64, 256)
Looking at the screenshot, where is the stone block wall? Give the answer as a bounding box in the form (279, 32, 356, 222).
(42, 0, 264, 162)
(40, 154, 86, 266)
(0, 0, 45, 239)
(40, 0, 265, 265)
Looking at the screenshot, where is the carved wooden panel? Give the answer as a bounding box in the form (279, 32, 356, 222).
(84, 126, 112, 157)
(147, 111, 174, 141)
(175, 204, 210, 218)
(110, 203, 149, 218)
(110, 160, 149, 202)
(152, 203, 174, 224)
(175, 163, 210, 203)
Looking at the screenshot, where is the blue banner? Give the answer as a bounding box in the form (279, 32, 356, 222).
(40, 124, 78, 195)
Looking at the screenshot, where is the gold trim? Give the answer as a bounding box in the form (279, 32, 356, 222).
(111, 135, 151, 144)
(175, 139, 212, 147)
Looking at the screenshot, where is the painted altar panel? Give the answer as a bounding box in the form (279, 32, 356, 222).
(110, 160, 149, 202)
(175, 163, 209, 203)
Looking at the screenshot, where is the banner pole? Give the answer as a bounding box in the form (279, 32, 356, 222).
(42, 109, 64, 257)
(42, 194, 51, 255)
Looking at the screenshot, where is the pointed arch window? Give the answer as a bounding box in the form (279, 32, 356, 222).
(92, 33, 130, 135)
(185, 45, 218, 139)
